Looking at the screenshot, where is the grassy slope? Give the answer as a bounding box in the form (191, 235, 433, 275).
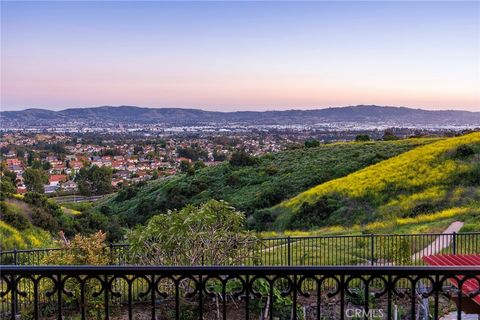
(0, 198, 53, 250)
(273, 132, 480, 230)
(0, 197, 80, 250)
(97, 138, 435, 226)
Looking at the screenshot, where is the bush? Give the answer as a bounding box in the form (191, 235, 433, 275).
(453, 144, 475, 158)
(304, 140, 320, 148)
(115, 185, 138, 202)
(73, 211, 124, 242)
(355, 134, 371, 142)
(41, 232, 110, 317)
(465, 163, 480, 185)
(264, 164, 279, 176)
(31, 208, 58, 232)
(42, 231, 110, 265)
(289, 196, 342, 229)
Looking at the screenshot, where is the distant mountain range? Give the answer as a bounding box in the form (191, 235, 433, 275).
(1, 105, 479, 128)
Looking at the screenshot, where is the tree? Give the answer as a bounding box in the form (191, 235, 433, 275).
(2, 170, 17, 185)
(179, 160, 195, 175)
(42, 161, 52, 171)
(151, 169, 159, 180)
(133, 145, 144, 155)
(31, 160, 42, 169)
(75, 165, 112, 196)
(383, 129, 399, 141)
(355, 134, 370, 142)
(177, 146, 207, 161)
(127, 200, 258, 266)
(0, 179, 16, 199)
(229, 150, 256, 166)
(0, 168, 16, 199)
(304, 139, 320, 148)
(194, 161, 206, 170)
(16, 148, 25, 158)
(27, 151, 36, 166)
(213, 150, 227, 162)
(23, 168, 48, 193)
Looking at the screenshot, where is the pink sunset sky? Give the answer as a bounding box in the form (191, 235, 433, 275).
(1, 1, 479, 112)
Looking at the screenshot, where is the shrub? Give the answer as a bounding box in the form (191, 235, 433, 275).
(42, 231, 110, 265)
(115, 185, 138, 202)
(289, 196, 342, 229)
(41, 232, 109, 317)
(304, 139, 320, 148)
(355, 134, 371, 142)
(31, 208, 58, 232)
(264, 164, 279, 176)
(453, 144, 475, 159)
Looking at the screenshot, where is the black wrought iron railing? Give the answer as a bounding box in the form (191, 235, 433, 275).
(1, 232, 479, 266)
(1, 265, 479, 320)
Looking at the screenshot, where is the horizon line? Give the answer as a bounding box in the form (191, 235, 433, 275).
(2, 104, 479, 113)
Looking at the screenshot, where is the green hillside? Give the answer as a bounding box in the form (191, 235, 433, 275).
(96, 138, 435, 227)
(0, 195, 80, 250)
(271, 132, 480, 230)
(0, 199, 53, 250)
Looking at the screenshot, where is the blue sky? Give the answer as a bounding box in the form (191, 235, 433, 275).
(1, 1, 479, 111)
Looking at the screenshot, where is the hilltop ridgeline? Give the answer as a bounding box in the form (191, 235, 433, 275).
(2, 105, 480, 127)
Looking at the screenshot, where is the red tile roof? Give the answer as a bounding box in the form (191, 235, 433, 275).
(49, 174, 67, 183)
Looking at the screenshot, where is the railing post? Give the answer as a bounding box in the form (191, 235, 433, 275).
(370, 234, 375, 266)
(287, 236, 291, 266)
(452, 232, 457, 255)
(13, 248, 18, 316)
(109, 242, 113, 264)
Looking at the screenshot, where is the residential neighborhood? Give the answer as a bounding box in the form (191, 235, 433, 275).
(0, 131, 293, 196)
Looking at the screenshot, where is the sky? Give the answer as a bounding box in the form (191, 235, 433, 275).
(1, 1, 479, 112)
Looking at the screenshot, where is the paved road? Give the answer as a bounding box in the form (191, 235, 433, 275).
(52, 195, 106, 203)
(411, 221, 464, 261)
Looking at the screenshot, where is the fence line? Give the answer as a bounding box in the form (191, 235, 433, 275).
(1, 232, 479, 266)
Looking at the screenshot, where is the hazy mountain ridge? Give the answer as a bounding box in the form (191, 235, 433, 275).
(1, 105, 479, 127)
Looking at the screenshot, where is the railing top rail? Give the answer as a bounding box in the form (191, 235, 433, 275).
(0, 247, 63, 254)
(2, 265, 479, 276)
(246, 231, 480, 241)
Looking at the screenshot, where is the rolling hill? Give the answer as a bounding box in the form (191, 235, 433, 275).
(95, 138, 436, 228)
(2, 105, 480, 127)
(270, 132, 480, 230)
(2, 134, 478, 250)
